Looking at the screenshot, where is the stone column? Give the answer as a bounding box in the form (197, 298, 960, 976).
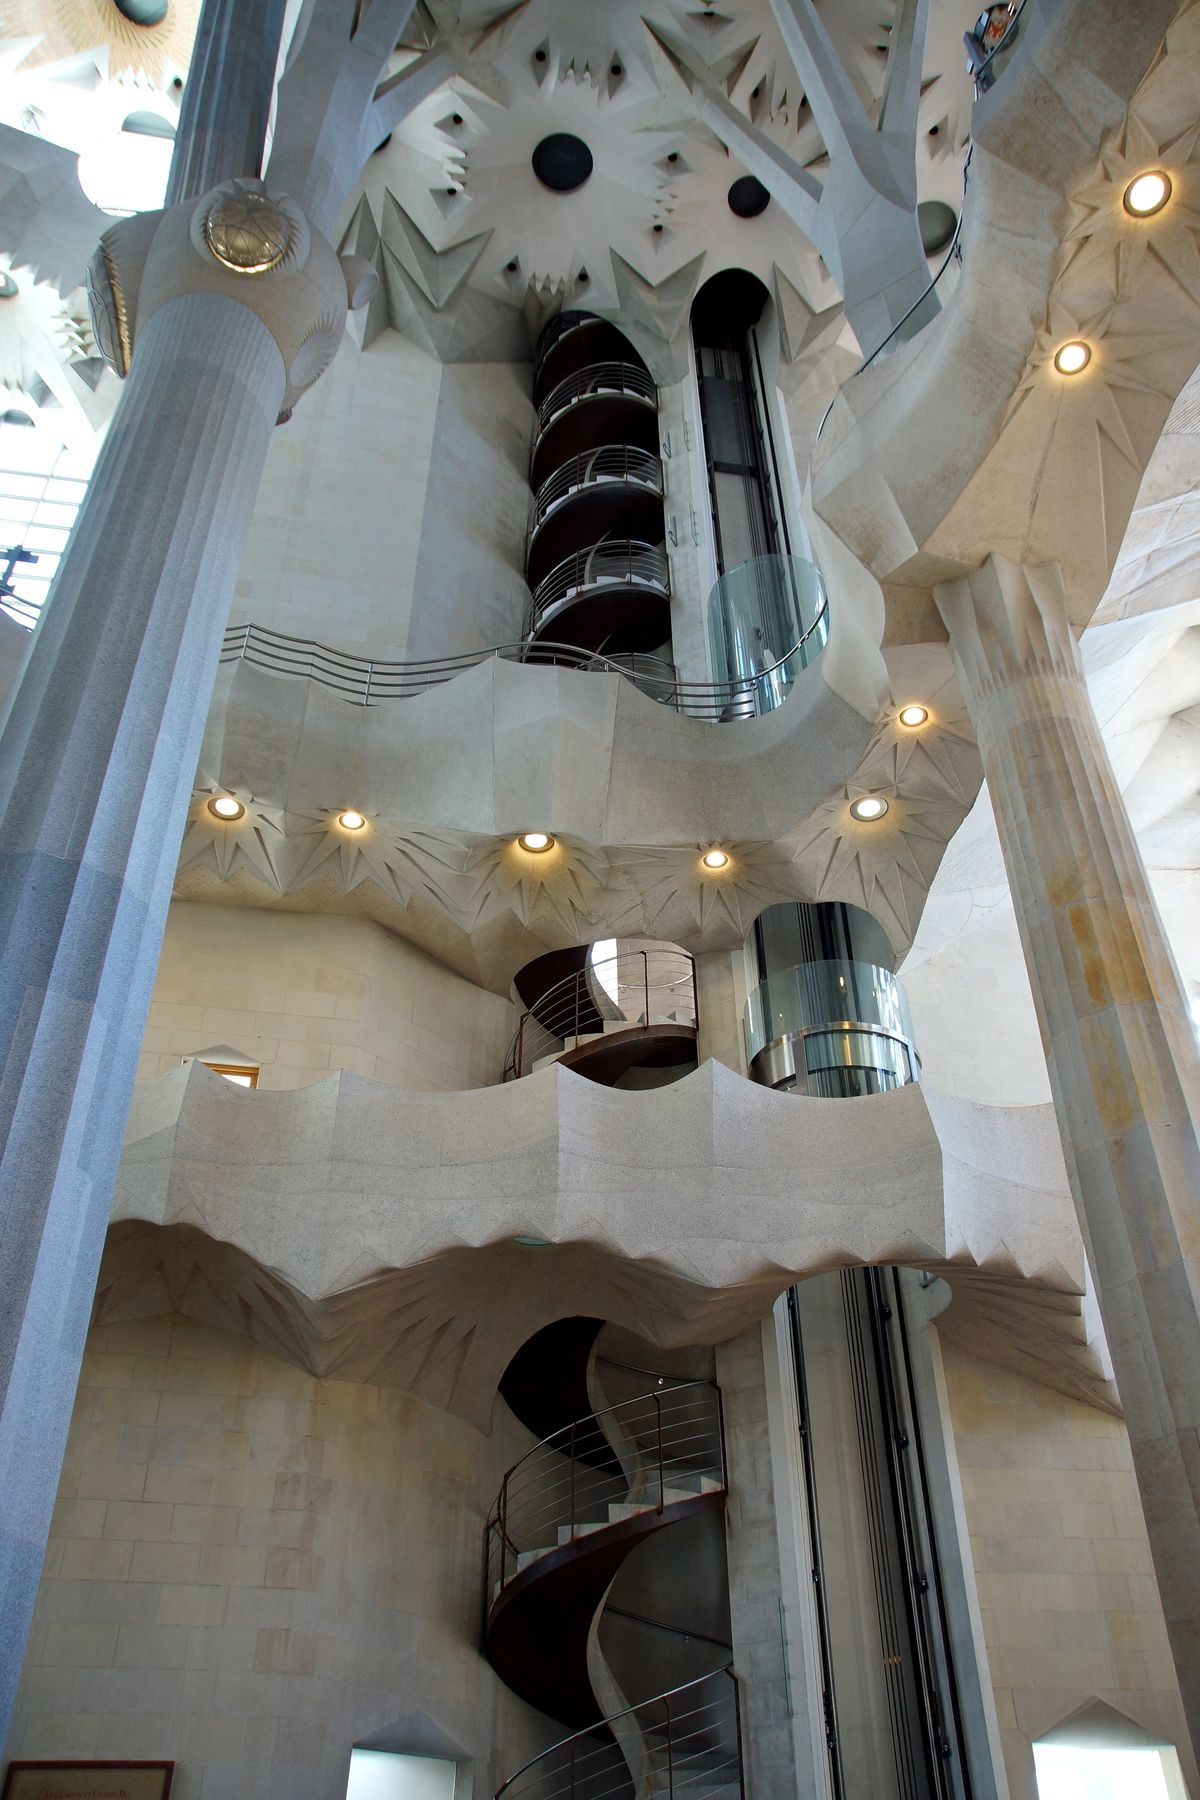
(165, 0, 288, 207)
(0, 290, 285, 1735)
(695, 948, 750, 1074)
(936, 554, 1200, 1752)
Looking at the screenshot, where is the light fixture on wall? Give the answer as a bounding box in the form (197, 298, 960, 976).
(518, 831, 555, 853)
(207, 795, 244, 820)
(1053, 339, 1091, 375)
(338, 809, 366, 830)
(1123, 169, 1172, 217)
(701, 848, 730, 870)
(897, 704, 930, 728)
(849, 796, 889, 822)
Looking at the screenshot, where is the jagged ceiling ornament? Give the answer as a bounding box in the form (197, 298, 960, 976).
(181, 789, 291, 889)
(789, 786, 974, 956)
(0, 123, 109, 294)
(459, 833, 613, 934)
(605, 839, 801, 943)
(286, 810, 475, 915)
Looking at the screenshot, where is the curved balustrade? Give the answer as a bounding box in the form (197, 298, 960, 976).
(744, 959, 919, 1096)
(494, 1668, 744, 1800)
(504, 949, 698, 1081)
(525, 539, 671, 650)
(218, 621, 829, 721)
(535, 362, 657, 440)
(706, 555, 829, 719)
(486, 1378, 725, 1605)
(533, 314, 652, 408)
(530, 445, 663, 531)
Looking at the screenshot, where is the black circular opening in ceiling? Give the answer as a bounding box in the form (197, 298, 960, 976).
(918, 198, 957, 254)
(532, 134, 594, 194)
(728, 175, 769, 218)
(114, 0, 169, 24)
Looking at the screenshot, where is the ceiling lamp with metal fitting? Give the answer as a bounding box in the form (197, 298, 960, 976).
(1123, 170, 1172, 217)
(1053, 340, 1091, 375)
(518, 832, 555, 853)
(207, 795, 244, 820)
(701, 848, 730, 870)
(849, 796, 889, 822)
(338, 809, 366, 831)
(897, 705, 929, 729)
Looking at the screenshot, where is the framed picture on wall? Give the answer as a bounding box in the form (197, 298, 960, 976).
(2, 1765, 174, 1800)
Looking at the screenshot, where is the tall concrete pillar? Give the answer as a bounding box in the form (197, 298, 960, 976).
(0, 291, 284, 1735)
(165, 0, 288, 206)
(936, 554, 1200, 1753)
(0, 164, 363, 1732)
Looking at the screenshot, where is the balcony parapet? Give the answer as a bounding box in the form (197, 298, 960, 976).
(107, 1058, 1104, 1429)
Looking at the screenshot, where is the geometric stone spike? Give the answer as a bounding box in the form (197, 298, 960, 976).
(609, 249, 708, 382)
(380, 190, 493, 311)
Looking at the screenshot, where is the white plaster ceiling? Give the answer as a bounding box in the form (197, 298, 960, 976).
(351, 0, 976, 339)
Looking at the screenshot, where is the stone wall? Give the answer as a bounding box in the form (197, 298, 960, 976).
(233, 333, 443, 659)
(233, 339, 533, 664)
(137, 902, 515, 1092)
(406, 362, 532, 662)
(3, 1317, 556, 1800)
(941, 1343, 1196, 1799)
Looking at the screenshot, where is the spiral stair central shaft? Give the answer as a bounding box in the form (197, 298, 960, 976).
(485, 1319, 742, 1799)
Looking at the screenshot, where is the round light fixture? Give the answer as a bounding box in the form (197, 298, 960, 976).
(204, 191, 291, 274)
(207, 795, 244, 821)
(338, 809, 366, 831)
(849, 796, 889, 822)
(518, 831, 555, 853)
(898, 704, 930, 728)
(531, 134, 593, 194)
(728, 175, 770, 219)
(1123, 170, 1172, 218)
(1053, 339, 1091, 376)
(701, 848, 730, 870)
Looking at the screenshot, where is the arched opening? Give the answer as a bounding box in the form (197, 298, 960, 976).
(690, 269, 778, 574)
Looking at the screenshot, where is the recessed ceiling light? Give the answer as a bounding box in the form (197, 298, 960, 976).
(207, 795, 244, 820)
(1123, 170, 1171, 217)
(898, 704, 929, 728)
(701, 848, 730, 870)
(518, 831, 554, 853)
(1053, 339, 1091, 375)
(338, 809, 366, 831)
(849, 796, 889, 822)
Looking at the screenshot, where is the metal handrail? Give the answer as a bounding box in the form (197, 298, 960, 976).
(535, 361, 657, 438)
(485, 1378, 726, 1609)
(494, 1667, 744, 1800)
(218, 595, 828, 721)
(529, 444, 663, 533)
(526, 538, 670, 638)
(503, 948, 698, 1081)
(535, 309, 597, 362)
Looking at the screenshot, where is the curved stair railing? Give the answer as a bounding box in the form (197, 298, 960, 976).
(485, 1379, 726, 1605)
(218, 610, 828, 721)
(526, 540, 671, 642)
(494, 1668, 745, 1800)
(503, 950, 698, 1082)
(535, 362, 658, 437)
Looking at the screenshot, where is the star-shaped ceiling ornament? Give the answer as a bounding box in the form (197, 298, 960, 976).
(460, 834, 614, 935)
(179, 789, 289, 889)
(1058, 114, 1200, 310)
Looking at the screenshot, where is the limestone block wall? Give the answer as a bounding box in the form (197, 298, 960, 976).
(233, 337, 534, 662)
(903, 908, 1051, 1107)
(233, 332, 443, 658)
(406, 362, 532, 662)
(941, 1345, 1196, 1800)
(136, 902, 514, 1091)
(3, 1316, 556, 1800)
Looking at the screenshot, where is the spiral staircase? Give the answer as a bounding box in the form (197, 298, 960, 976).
(504, 946, 699, 1086)
(524, 314, 671, 660)
(485, 1319, 743, 1800)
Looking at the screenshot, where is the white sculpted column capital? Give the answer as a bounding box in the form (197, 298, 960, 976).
(86, 176, 378, 421)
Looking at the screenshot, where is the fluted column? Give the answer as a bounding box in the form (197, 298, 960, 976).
(0, 292, 284, 1733)
(165, 0, 288, 206)
(936, 555, 1200, 1751)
